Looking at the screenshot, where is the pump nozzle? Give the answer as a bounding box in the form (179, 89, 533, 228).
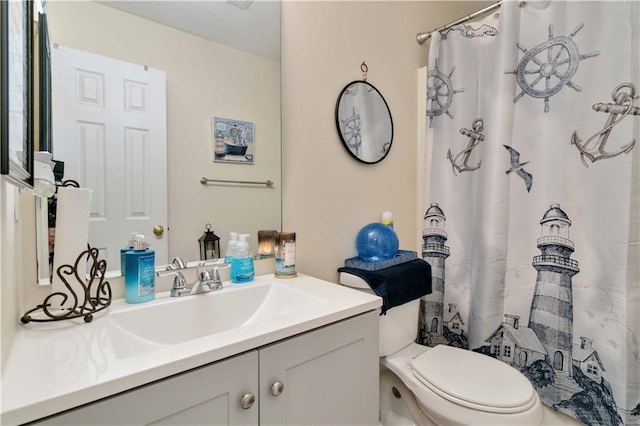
(133, 234, 148, 251)
(129, 232, 139, 247)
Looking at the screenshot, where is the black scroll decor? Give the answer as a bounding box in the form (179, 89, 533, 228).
(21, 246, 112, 324)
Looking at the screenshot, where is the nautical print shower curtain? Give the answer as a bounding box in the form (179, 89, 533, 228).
(420, 1, 639, 424)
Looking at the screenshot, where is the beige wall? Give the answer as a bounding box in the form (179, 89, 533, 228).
(281, 1, 482, 283)
(1, 184, 22, 366)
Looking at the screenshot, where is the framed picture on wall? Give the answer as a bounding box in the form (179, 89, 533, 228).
(1, 0, 34, 188)
(212, 116, 255, 165)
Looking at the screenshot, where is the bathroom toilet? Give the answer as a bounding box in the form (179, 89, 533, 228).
(340, 272, 546, 426)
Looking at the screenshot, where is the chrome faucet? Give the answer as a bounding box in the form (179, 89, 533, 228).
(189, 269, 223, 295)
(156, 262, 229, 297)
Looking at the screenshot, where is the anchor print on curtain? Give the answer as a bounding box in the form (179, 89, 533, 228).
(421, 1, 639, 425)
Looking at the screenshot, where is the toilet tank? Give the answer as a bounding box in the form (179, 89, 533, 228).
(340, 272, 420, 356)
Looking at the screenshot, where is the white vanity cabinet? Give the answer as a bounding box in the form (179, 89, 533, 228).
(35, 351, 260, 425)
(260, 309, 379, 425)
(34, 310, 379, 426)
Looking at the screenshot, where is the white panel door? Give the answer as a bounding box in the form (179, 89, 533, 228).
(52, 45, 167, 271)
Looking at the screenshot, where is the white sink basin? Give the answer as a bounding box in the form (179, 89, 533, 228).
(108, 281, 326, 345)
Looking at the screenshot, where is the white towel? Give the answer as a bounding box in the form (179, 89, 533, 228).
(51, 187, 92, 309)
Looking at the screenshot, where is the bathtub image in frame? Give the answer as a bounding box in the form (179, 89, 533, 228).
(212, 117, 255, 164)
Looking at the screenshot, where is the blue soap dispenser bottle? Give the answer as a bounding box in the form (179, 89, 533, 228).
(124, 234, 156, 303)
(231, 233, 254, 284)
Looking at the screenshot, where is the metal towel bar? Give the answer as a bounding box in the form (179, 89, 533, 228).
(200, 177, 273, 187)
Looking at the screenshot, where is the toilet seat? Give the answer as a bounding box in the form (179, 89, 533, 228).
(410, 344, 538, 414)
(382, 343, 545, 425)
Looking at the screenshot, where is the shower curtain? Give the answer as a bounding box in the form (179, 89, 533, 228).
(420, 1, 639, 424)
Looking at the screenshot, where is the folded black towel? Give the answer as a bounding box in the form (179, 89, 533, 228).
(338, 258, 432, 315)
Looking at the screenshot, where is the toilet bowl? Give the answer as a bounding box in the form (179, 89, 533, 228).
(340, 272, 546, 426)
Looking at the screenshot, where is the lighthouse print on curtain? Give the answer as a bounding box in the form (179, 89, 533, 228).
(420, 1, 639, 425)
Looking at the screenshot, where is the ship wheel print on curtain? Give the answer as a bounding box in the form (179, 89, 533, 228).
(426, 58, 464, 128)
(506, 23, 599, 113)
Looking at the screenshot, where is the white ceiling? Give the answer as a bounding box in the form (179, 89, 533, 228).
(98, 0, 281, 62)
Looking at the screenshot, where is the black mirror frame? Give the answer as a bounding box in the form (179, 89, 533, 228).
(1, 0, 34, 188)
(37, 11, 52, 153)
(335, 79, 394, 165)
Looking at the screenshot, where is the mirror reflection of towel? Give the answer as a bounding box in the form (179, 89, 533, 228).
(338, 259, 432, 314)
(51, 187, 92, 308)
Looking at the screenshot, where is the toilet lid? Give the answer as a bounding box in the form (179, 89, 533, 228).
(411, 345, 537, 413)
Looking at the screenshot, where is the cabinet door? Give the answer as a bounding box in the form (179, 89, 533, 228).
(259, 310, 379, 426)
(36, 351, 259, 426)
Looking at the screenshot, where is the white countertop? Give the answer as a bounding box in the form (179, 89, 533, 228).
(1, 274, 381, 425)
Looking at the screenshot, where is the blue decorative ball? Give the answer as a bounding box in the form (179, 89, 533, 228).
(356, 223, 399, 263)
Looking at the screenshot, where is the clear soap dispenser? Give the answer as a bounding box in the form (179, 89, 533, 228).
(231, 233, 254, 284)
(224, 232, 239, 263)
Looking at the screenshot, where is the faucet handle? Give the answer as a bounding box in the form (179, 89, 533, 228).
(197, 258, 221, 267)
(198, 270, 212, 282)
(210, 263, 231, 280)
(211, 263, 231, 271)
(208, 264, 231, 290)
(192, 268, 222, 293)
(162, 257, 186, 271)
(156, 269, 189, 297)
(172, 257, 187, 269)
(157, 269, 182, 278)
(210, 268, 221, 283)
(172, 273, 187, 288)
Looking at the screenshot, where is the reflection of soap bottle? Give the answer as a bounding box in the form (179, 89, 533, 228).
(275, 232, 297, 278)
(124, 234, 155, 304)
(231, 234, 254, 284)
(225, 232, 239, 281)
(224, 232, 239, 263)
(120, 232, 138, 276)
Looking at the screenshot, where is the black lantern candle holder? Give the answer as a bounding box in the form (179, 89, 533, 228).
(199, 223, 221, 260)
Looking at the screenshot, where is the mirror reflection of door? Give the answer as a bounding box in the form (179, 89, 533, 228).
(51, 45, 168, 275)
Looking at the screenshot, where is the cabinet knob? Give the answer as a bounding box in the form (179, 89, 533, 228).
(240, 393, 255, 409)
(271, 381, 284, 396)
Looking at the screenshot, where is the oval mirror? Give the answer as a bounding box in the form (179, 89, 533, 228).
(335, 80, 393, 164)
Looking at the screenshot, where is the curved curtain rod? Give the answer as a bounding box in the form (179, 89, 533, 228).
(416, 0, 504, 45)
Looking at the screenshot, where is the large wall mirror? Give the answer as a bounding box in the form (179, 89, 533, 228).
(1, 0, 34, 187)
(36, 0, 281, 284)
